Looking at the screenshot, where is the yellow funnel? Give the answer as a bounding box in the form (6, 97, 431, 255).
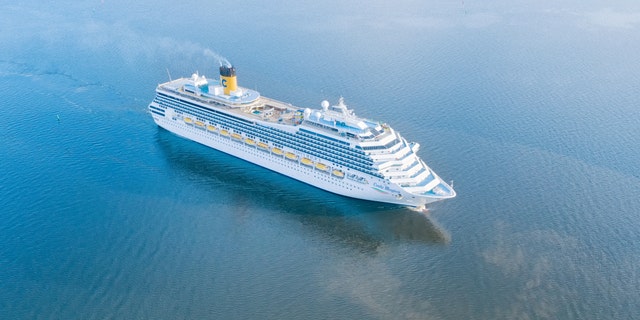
(219, 66, 238, 95)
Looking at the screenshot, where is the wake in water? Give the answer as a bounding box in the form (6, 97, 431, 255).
(406, 205, 452, 243)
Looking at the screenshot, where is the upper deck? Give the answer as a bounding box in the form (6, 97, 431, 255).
(156, 66, 387, 143)
(158, 76, 302, 127)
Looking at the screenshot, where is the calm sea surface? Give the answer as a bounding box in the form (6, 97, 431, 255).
(2, 1, 640, 319)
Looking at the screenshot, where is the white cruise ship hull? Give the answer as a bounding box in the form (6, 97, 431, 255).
(149, 65, 455, 207)
(152, 113, 444, 207)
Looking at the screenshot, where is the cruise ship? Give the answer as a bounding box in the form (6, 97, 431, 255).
(148, 64, 455, 207)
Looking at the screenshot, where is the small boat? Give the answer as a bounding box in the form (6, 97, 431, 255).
(194, 120, 204, 127)
(220, 129, 229, 136)
(285, 152, 298, 160)
(207, 125, 217, 132)
(301, 158, 313, 166)
(184, 117, 193, 124)
(315, 162, 328, 171)
(245, 138, 255, 145)
(231, 133, 242, 140)
(272, 147, 283, 155)
(332, 169, 345, 178)
(257, 142, 269, 150)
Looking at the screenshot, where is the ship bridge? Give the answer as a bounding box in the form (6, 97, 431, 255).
(302, 98, 385, 139)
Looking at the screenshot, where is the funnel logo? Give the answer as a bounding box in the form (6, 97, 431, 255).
(222, 79, 227, 87)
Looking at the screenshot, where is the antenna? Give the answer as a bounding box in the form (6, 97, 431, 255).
(166, 68, 172, 81)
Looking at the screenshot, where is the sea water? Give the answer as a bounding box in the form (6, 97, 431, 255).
(1, 1, 639, 319)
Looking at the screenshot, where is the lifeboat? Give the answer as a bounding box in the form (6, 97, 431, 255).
(315, 163, 328, 171)
(244, 138, 255, 145)
(220, 129, 229, 136)
(207, 125, 217, 132)
(231, 133, 242, 140)
(184, 117, 193, 124)
(194, 120, 204, 127)
(301, 158, 314, 166)
(285, 152, 298, 160)
(257, 142, 269, 150)
(332, 169, 345, 178)
(272, 147, 284, 155)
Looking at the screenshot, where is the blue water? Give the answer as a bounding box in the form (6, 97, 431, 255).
(2, 1, 640, 319)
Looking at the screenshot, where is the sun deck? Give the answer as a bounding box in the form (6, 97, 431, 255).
(158, 77, 301, 126)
